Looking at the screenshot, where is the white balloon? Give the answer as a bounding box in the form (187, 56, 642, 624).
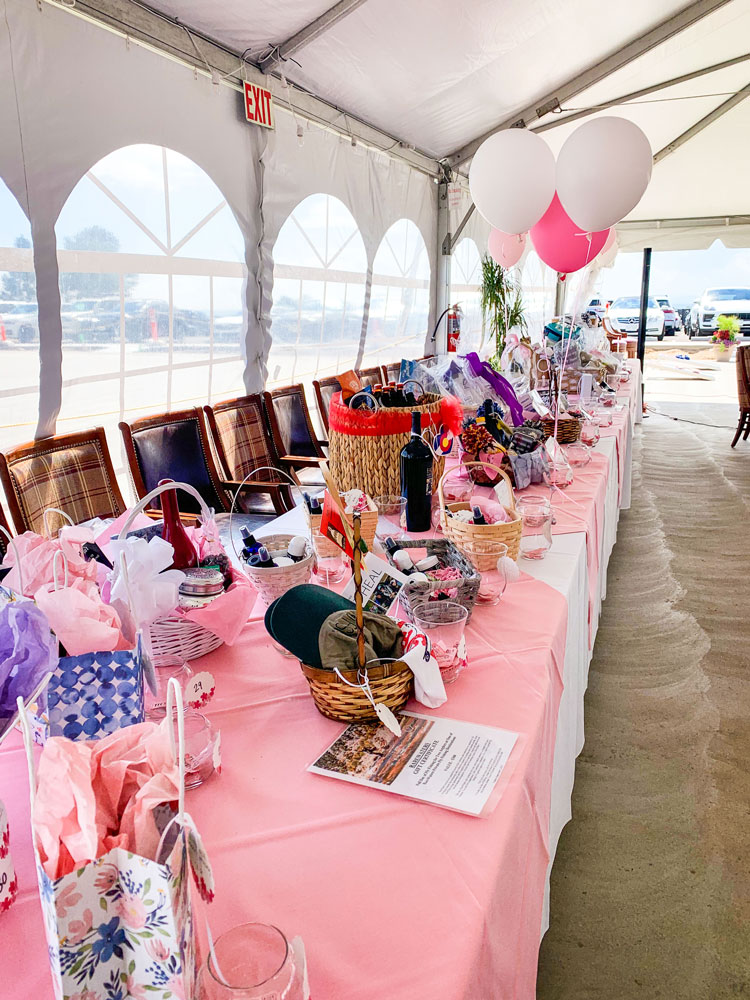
(469, 129, 556, 235)
(556, 117, 652, 232)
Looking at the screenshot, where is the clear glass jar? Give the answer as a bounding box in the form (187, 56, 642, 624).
(412, 601, 468, 684)
(516, 497, 553, 560)
(197, 923, 304, 1000)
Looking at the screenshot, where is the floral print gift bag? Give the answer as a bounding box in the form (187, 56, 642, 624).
(19, 679, 211, 1000)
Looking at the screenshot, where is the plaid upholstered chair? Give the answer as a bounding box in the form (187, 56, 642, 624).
(263, 385, 327, 486)
(356, 366, 383, 388)
(204, 395, 294, 514)
(382, 362, 401, 383)
(312, 376, 341, 434)
(0, 428, 126, 536)
(119, 407, 269, 521)
(731, 345, 750, 447)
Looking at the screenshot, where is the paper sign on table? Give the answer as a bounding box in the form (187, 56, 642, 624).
(309, 711, 518, 816)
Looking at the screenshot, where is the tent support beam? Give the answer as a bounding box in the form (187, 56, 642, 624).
(259, 0, 369, 74)
(532, 51, 750, 135)
(446, 204, 476, 255)
(444, 0, 733, 168)
(618, 215, 750, 229)
(653, 83, 750, 162)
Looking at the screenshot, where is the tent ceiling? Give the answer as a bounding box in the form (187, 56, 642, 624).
(90, 0, 750, 235)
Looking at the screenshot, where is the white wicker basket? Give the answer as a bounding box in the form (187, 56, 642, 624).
(241, 532, 315, 608)
(118, 482, 225, 667)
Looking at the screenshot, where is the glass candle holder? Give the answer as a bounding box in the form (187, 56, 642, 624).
(197, 923, 304, 1000)
(566, 441, 592, 467)
(595, 406, 613, 427)
(516, 497, 553, 560)
(580, 420, 600, 447)
(461, 540, 509, 606)
(373, 495, 407, 543)
(145, 661, 193, 721)
(312, 531, 347, 585)
(545, 459, 574, 489)
(412, 601, 468, 684)
(179, 709, 219, 789)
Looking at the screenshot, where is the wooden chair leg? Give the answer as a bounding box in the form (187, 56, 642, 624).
(731, 411, 747, 447)
(744, 412, 750, 440)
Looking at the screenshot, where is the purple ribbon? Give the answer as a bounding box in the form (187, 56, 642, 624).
(463, 352, 525, 426)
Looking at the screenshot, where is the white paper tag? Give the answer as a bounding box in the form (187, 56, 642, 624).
(375, 702, 402, 737)
(493, 479, 512, 508)
(530, 389, 552, 418)
(185, 671, 215, 709)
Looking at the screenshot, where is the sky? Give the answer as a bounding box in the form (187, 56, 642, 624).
(597, 240, 750, 310)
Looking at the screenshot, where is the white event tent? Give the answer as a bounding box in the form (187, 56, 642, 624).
(1, 0, 749, 455)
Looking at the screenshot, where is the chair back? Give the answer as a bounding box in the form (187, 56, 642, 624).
(0, 428, 126, 536)
(119, 408, 228, 514)
(356, 366, 383, 389)
(737, 345, 750, 410)
(264, 385, 325, 460)
(204, 394, 279, 483)
(312, 377, 341, 433)
(383, 362, 401, 383)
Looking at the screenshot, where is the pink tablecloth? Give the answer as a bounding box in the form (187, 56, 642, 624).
(0, 371, 636, 1000)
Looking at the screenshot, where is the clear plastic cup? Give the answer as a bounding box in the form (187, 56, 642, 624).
(516, 497, 553, 560)
(372, 495, 407, 543)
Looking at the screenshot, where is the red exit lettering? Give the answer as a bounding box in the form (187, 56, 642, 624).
(243, 81, 274, 130)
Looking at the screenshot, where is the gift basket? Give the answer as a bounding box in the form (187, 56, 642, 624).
(117, 481, 255, 667)
(439, 463, 522, 564)
(327, 388, 462, 497)
(382, 538, 481, 620)
(303, 487, 378, 558)
(18, 679, 210, 1000)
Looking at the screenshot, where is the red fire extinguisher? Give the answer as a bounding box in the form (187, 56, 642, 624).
(446, 304, 462, 352)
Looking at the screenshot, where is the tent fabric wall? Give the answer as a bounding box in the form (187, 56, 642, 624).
(0, 0, 438, 448)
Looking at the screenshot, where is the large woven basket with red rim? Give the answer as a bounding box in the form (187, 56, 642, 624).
(327, 391, 458, 497)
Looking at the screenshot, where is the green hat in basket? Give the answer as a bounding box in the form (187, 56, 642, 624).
(318, 610, 403, 673)
(264, 585, 354, 669)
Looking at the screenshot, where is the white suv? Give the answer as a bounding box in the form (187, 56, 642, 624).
(689, 287, 750, 337)
(655, 295, 680, 335)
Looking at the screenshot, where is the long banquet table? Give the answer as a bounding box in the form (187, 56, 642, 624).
(1, 363, 641, 999)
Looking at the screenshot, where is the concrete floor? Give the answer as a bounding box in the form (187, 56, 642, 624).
(536, 358, 750, 998)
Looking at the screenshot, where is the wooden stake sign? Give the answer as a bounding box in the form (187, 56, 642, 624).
(243, 81, 274, 129)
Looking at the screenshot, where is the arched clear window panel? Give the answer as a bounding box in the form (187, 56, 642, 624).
(367, 218, 430, 369)
(55, 144, 247, 484)
(450, 237, 484, 355)
(0, 182, 39, 452)
(267, 193, 367, 393)
(520, 250, 556, 342)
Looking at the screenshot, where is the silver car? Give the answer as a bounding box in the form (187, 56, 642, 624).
(0, 301, 39, 343)
(688, 287, 750, 338)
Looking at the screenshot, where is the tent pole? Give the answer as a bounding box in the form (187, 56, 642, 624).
(554, 276, 566, 318)
(637, 248, 652, 411)
(434, 180, 452, 354)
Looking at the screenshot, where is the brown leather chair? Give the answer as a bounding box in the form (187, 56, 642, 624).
(0, 427, 126, 536)
(204, 394, 294, 514)
(356, 366, 383, 389)
(263, 385, 327, 485)
(312, 376, 341, 434)
(382, 362, 401, 384)
(119, 407, 264, 518)
(731, 345, 750, 447)
(0, 503, 12, 561)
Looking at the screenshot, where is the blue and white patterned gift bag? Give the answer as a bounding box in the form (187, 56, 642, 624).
(47, 641, 145, 741)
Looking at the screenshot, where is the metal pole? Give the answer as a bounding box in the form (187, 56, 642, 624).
(554, 275, 566, 318)
(637, 247, 652, 409)
(434, 180, 451, 353)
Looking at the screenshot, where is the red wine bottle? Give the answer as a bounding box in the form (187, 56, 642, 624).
(159, 478, 198, 570)
(400, 412, 433, 532)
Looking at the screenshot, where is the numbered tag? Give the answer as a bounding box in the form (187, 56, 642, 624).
(530, 389, 552, 418)
(185, 671, 215, 709)
(375, 702, 402, 737)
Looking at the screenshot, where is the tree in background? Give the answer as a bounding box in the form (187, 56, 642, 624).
(0, 235, 36, 302)
(59, 225, 137, 300)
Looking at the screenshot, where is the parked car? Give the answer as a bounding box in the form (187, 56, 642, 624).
(0, 301, 39, 343)
(687, 287, 750, 338)
(654, 294, 680, 335)
(606, 296, 665, 340)
(585, 297, 606, 320)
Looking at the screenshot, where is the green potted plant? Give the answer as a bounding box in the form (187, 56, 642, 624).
(480, 255, 526, 367)
(711, 315, 740, 361)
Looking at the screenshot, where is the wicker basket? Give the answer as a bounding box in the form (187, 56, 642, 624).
(327, 391, 447, 497)
(541, 416, 582, 443)
(300, 659, 413, 723)
(382, 538, 481, 620)
(118, 481, 229, 668)
(439, 462, 522, 563)
(243, 533, 315, 607)
(305, 493, 378, 559)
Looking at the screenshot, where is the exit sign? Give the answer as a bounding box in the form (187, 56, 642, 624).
(243, 81, 274, 129)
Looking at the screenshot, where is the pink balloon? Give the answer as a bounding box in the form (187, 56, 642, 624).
(488, 229, 526, 267)
(529, 193, 608, 274)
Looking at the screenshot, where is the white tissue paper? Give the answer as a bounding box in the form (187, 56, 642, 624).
(108, 536, 186, 627)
